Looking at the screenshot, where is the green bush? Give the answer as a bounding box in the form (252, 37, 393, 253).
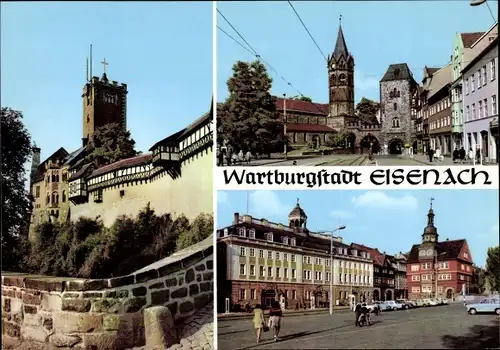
(23, 205, 213, 279)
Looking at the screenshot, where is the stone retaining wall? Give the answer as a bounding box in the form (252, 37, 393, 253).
(1, 236, 213, 349)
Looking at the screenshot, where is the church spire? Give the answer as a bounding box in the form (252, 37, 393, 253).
(332, 16, 349, 59)
(422, 197, 438, 243)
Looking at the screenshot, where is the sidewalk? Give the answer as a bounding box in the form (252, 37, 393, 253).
(218, 306, 351, 321)
(408, 154, 497, 166)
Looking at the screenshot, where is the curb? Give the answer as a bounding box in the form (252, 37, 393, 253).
(218, 308, 351, 321)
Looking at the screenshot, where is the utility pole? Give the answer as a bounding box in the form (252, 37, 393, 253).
(283, 93, 288, 159)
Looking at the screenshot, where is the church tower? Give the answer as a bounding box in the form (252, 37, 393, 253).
(288, 199, 307, 229)
(419, 198, 439, 260)
(327, 19, 355, 129)
(82, 49, 128, 147)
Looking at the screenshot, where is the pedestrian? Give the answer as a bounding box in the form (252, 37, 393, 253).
(269, 301, 282, 341)
(354, 302, 362, 327)
(253, 304, 266, 343)
(459, 147, 466, 163)
(428, 148, 434, 162)
(218, 148, 224, 166)
(468, 148, 474, 163)
(453, 148, 459, 163)
(245, 150, 252, 164)
(238, 149, 244, 164)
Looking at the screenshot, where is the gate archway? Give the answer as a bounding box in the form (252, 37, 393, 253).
(312, 134, 321, 149)
(388, 138, 404, 155)
(360, 134, 380, 154)
(261, 290, 276, 308)
(373, 289, 380, 301)
(446, 288, 454, 299)
(386, 290, 393, 301)
(345, 133, 356, 153)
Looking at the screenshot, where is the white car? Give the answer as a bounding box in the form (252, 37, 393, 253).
(423, 298, 438, 306)
(383, 300, 404, 310)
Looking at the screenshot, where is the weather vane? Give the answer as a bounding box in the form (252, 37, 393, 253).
(430, 197, 435, 209)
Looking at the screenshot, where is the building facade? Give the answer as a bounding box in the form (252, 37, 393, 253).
(463, 36, 498, 163)
(406, 203, 474, 300)
(416, 67, 440, 154)
(379, 63, 419, 154)
(216, 204, 374, 312)
(427, 65, 453, 155)
(29, 71, 213, 240)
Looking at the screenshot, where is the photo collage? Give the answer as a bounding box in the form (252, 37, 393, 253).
(2, 1, 499, 350)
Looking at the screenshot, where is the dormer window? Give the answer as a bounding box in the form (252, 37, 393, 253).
(366, 253, 370, 259)
(282, 237, 289, 245)
(249, 229, 256, 239)
(238, 227, 246, 237)
(223, 228, 228, 237)
(464, 252, 468, 258)
(344, 248, 348, 255)
(290, 238, 296, 246)
(266, 233, 273, 242)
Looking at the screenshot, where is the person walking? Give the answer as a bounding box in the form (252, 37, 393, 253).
(252, 304, 266, 343)
(428, 148, 434, 162)
(459, 147, 466, 163)
(354, 302, 362, 327)
(269, 301, 282, 341)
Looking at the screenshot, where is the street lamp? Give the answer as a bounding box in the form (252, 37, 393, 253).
(470, 0, 497, 22)
(283, 93, 299, 159)
(329, 225, 346, 315)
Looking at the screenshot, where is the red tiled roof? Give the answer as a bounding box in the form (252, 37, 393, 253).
(406, 239, 467, 263)
(286, 123, 335, 133)
(351, 243, 385, 266)
(88, 153, 152, 179)
(461, 32, 485, 48)
(275, 98, 328, 115)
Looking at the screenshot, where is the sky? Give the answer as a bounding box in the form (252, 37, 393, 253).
(217, 1, 498, 103)
(217, 190, 499, 267)
(1, 2, 212, 173)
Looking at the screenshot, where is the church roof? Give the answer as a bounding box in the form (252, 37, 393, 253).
(332, 24, 349, 59)
(406, 239, 467, 263)
(275, 98, 328, 116)
(380, 63, 415, 83)
(288, 203, 307, 218)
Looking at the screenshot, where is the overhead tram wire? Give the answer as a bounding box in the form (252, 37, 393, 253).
(216, 10, 328, 116)
(287, 1, 328, 62)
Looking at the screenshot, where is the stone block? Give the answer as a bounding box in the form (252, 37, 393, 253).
(12, 311, 23, 324)
(53, 312, 102, 333)
(151, 290, 169, 306)
(135, 269, 159, 284)
(3, 297, 11, 312)
(158, 261, 183, 278)
(3, 312, 12, 321)
(166, 302, 178, 317)
(41, 293, 62, 311)
(4, 321, 21, 338)
(42, 316, 53, 332)
(203, 246, 213, 258)
(179, 301, 194, 315)
(82, 331, 119, 349)
(50, 333, 82, 347)
(165, 277, 177, 287)
(196, 274, 202, 282)
(2, 289, 16, 298)
(62, 292, 80, 299)
(10, 297, 22, 314)
(22, 292, 41, 305)
(123, 297, 147, 313)
(149, 282, 165, 290)
(203, 272, 213, 281)
(178, 276, 184, 286)
(144, 306, 178, 348)
(206, 259, 213, 269)
(24, 279, 64, 292)
(182, 251, 204, 268)
(108, 275, 134, 288)
(24, 312, 41, 327)
(195, 264, 206, 271)
(21, 325, 49, 343)
(92, 298, 122, 313)
(62, 298, 91, 312)
(65, 279, 108, 291)
(200, 282, 211, 292)
(171, 287, 188, 299)
(103, 314, 121, 331)
(24, 305, 38, 314)
(185, 268, 195, 283)
(189, 284, 199, 296)
(116, 290, 129, 298)
(83, 292, 103, 298)
(132, 286, 147, 296)
(3, 276, 25, 288)
(194, 294, 210, 309)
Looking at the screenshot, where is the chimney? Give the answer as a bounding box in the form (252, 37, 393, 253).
(29, 145, 41, 194)
(233, 213, 240, 225)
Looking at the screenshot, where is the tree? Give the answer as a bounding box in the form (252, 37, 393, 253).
(217, 60, 283, 154)
(295, 96, 312, 102)
(326, 130, 347, 148)
(85, 122, 137, 167)
(1, 108, 32, 270)
(486, 246, 500, 292)
(470, 265, 486, 294)
(356, 97, 380, 125)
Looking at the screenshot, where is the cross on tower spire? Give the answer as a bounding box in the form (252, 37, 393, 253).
(296, 197, 300, 206)
(101, 58, 109, 74)
(430, 197, 435, 209)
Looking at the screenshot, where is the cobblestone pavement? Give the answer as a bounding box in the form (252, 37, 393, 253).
(232, 155, 369, 166)
(218, 303, 499, 349)
(168, 301, 214, 350)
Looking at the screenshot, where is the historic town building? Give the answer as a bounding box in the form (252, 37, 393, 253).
(389, 252, 409, 299)
(29, 69, 213, 240)
(426, 64, 453, 155)
(379, 63, 419, 154)
(406, 202, 474, 300)
(351, 244, 396, 301)
(463, 31, 498, 163)
(216, 202, 374, 312)
(275, 23, 380, 153)
(415, 67, 440, 154)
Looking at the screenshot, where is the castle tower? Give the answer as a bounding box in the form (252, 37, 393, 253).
(327, 18, 355, 129)
(288, 198, 307, 229)
(82, 55, 128, 147)
(29, 143, 41, 194)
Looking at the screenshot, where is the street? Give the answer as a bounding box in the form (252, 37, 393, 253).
(217, 303, 499, 349)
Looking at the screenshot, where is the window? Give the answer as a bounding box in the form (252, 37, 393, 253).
(239, 264, 246, 275)
(62, 190, 66, 203)
(292, 290, 297, 299)
(492, 95, 497, 115)
(484, 99, 489, 117)
(275, 252, 280, 260)
(240, 247, 246, 256)
(392, 117, 400, 128)
(259, 249, 264, 258)
(276, 267, 280, 278)
(461, 264, 465, 270)
(471, 74, 475, 92)
(465, 78, 469, 94)
(290, 238, 296, 246)
(482, 66, 487, 85)
(250, 289, 256, 300)
(250, 265, 255, 276)
(479, 100, 483, 119)
(411, 275, 420, 281)
(238, 227, 246, 237)
(267, 266, 272, 277)
(464, 252, 469, 258)
(491, 59, 496, 81)
(466, 105, 470, 121)
(35, 186, 40, 198)
(267, 251, 272, 259)
(223, 228, 228, 237)
(292, 269, 296, 279)
(282, 236, 289, 245)
(411, 264, 420, 272)
(249, 229, 255, 239)
(477, 69, 482, 88)
(284, 268, 288, 278)
(291, 254, 296, 262)
(393, 103, 397, 111)
(472, 104, 476, 119)
(412, 287, 420, 293)
(249, 248, 255, 257)
(260, 266, 265, 276)
(266, 233, 273, 242)
(240, 289, 246, 299)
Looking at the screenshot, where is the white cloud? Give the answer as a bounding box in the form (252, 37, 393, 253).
(355, 70, 379, 91)
(331, 210, 356, 220)
(351, 191, 418, 210)
(249, 190, 287, 217)
(217, 191, 229, 205)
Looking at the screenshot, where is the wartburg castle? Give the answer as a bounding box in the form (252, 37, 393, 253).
(28, 59, 213, 240)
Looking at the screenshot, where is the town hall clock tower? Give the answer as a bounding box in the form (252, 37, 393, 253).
(327, 20, 355, 130)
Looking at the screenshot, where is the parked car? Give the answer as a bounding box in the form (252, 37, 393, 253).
(466, 298, 500, 315)
(414, 299, 426, 307)
(384, 300, 404, 311)
(422, 298, 438, 306)
(435, 298, 449, 305)
(396, 299, 413, 309)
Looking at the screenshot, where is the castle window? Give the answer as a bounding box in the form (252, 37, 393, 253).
(62, 173, 67, 182)
(35, 186, 40, 198)
(392, 117, 400, 128)
(393, 103, 397, 111)
(46, 195, 50, 204)
(339, 74, 346, 83)
(93, 189, 103, 203)
(119, 190, 125, 198)
(62, 190, 66, 203)
(87, 115, 90, 123)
